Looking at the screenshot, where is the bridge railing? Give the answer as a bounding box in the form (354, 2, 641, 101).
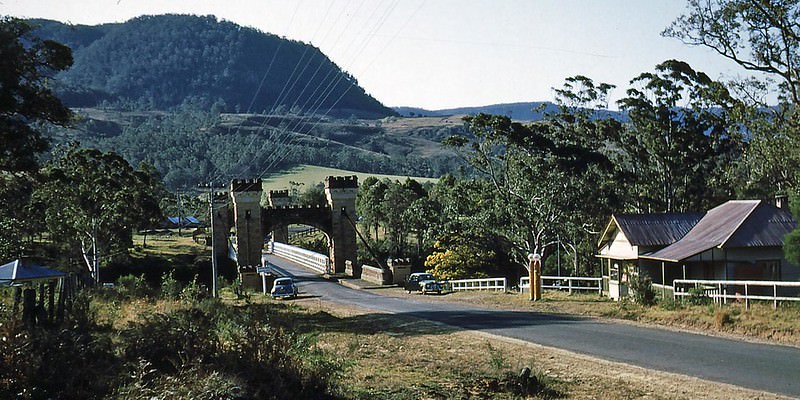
(446, 277, 507, 292)
(269, 241, 330, 274)
(520, 276, 603, 295)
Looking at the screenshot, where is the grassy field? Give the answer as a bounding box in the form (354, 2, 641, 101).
(260, 164, 439, 192)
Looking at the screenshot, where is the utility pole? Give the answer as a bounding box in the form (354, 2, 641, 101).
(199, 183, 219, 298)
(176, 190, 183, 235)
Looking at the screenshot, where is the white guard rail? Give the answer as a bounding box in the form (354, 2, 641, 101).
(520, 276, 602, 295)
(270, 241, 330, 274)
(673, 279, 800, 309)
(447, 277, 507, 292)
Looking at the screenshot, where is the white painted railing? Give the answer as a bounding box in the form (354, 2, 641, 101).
(447, 277, 507, 292)
(520, 276, 602, 295)
(269, 241, 331, 274)
(673, 279, 800, 309)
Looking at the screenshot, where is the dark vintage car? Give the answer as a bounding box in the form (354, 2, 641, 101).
(404, 272, 443, 294)
(270, 277, 298, 299)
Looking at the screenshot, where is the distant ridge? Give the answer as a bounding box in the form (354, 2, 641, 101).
(393, 101, 627, 122)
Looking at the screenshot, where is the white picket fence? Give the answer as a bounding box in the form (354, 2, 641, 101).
(520, 275, 603, 294)
(447, 277, 507, 292)
(673, 279, 800, 309)
(269, 241, 330, 274)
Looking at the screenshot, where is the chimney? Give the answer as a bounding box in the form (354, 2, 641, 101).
(775, 194, 789, 210)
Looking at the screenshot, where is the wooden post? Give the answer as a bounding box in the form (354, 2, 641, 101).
(528, 258, 535, 301)
(48, 281, 56, 323)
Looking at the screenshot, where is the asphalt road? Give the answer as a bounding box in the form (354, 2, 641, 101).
(265, 254, 800, 398)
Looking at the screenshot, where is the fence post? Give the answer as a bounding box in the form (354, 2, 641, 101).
(774, 284, 778, 309)
(568, 278, 573, 295)
(744, 283, 749, 310)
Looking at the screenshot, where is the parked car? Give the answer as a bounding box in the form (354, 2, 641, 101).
(405, 272, 443, 294)
(271, 277, 298, 299)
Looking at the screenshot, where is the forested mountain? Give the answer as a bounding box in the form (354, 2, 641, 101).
(31, 15, 395, 118)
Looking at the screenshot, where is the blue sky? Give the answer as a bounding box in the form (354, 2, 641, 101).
(3, 0, 756, 110)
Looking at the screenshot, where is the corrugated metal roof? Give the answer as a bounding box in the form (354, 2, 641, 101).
(642, 200, 797, 262)
(0, 259, 65, 285)
(725, 203, 797, 247)
(609, 213, 704, 247)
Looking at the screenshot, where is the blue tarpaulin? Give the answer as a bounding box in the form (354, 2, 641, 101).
(0, 259, 65, 286)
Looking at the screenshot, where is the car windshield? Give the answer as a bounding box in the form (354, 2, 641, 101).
(418, 274, 434, 281)
(275, 278, 292, 285)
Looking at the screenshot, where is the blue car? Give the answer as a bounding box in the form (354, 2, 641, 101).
(271, 277, 298, 299)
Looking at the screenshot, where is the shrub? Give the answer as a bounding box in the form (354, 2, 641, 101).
(628, 272, 657, 306)
(116, 274, 151, 298)
(180, 275, 206, 302)
(0, 292, 118, 399)
(687, 287, 709, 305)
(160, 271, 182, 299)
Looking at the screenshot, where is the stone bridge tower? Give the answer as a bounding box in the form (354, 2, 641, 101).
(230, 179, 263, 283)
(325, 176, 358, 274)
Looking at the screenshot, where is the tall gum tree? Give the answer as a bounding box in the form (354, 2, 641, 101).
(617, 60, 743, 213)
(32, 144, 162, 283)
(0, 17, 73, 261)
(445, 77, 622, 270)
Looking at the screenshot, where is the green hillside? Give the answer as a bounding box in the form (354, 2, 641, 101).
(31, 15, 394, 118)
(261, 164, 438, 192)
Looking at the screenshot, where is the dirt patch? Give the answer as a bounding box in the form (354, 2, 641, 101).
(292, 297, 790, 400)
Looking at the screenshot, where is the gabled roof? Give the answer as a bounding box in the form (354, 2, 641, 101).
(642, 200, 797, 262)
(0, 259, 65, 286)
(598, 212, 704, 248)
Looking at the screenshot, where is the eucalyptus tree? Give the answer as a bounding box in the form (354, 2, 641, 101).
(664, 0, 800, 104)
(0, 17, 73, 261)
(31, 144, 162, 283)
(445, 77, 623, 268)
(356, 177, 388, 239)
(616, 60, 743, 213)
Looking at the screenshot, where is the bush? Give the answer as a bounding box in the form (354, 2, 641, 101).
(180, 275, 207, 302)
(116, 274, 152, 298)
(687, 287, 710, 305)
(0, 291, 119, 399)
(629, 272, 657, 306)
(160, 271, 182, 299)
